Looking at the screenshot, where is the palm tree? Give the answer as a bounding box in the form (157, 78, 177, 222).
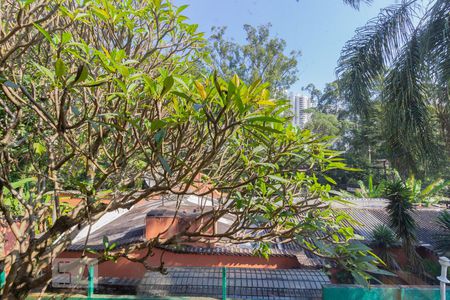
(384, 180, 423, 271)
(433, 211, 450, 255)
(337, 0, 450, 174)
(370, 224, 400, 270)
(342, 0, 374, 10)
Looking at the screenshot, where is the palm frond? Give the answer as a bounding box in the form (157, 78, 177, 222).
(343, 0, 373, 10)
(370, 224, 401, 270)
(371, 224, 399, 248)
(421, 0, 450, 88)
(337, 1, 416, 116)
(383, 34, 439, 173)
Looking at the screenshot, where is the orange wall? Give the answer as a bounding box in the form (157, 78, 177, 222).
(146, 217, 183, 240)
(145, 216, 214, 242)
(59, 248, 301, 279)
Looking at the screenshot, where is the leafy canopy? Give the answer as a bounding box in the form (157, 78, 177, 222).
(0, 0, 384, 296)
(337, 0, 450, 175)
(207, 24, 300, 96)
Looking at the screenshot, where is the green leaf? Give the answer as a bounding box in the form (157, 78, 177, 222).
(33, 142, 46, 155)
(108, 242, 117, 251)
(72, 65, 89, 85)
(91, 7, 110, 21)
(154, 128, 166, 144)
(246, 124, 282, 134)
(10, 177, 37, 189)
(150, 120, 166, 131)
(103, 236, 109, 248)
(158, 155, 172, 175)
(83, 77, 110, 87)
(61, 32, 72, 44)
(33, 63, 55, 81)
(351, 271, 368, 287)
(346, 242, 370, 252)
(244, 115, 282, 123)
(249, 78, 262, 93)
(234, 92, 244, 112)
(33, 23, 53, 45)
(171, 91, 191, 101)
(177, 4, 189, 13)
(160, 76, 174, 98)
(323, 175, 337, 185)
(267, 175, 290, 184)
(86, 248, 98, 255)
(55, 58, 66, 78)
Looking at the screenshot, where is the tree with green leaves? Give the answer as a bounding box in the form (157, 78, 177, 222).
(385, 180, 422, 272)
(303, 81, 349, 118)
(305, 110, 342, 137)
(207, 23, 300, 96)
(0, 1, 382, 297)
(302, 80, 391, 187)
(405, 175, 449, 206)
(337, 0, 450, 176)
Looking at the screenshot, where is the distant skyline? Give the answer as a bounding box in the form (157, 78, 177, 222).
(173, 0, 398, 92)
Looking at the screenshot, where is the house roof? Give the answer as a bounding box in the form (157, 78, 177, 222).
(335, 198, 448, 247)
(146, 204, 208, 217)
(67, 197, 448, 261)
(158, 244, 296, 258)
(137, 267, 330, 300)
(67, 199, 321, 267)
(68, 200, 157, 251)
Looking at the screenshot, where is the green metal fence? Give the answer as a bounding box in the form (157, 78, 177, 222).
(323, 284, 450, 300)
(22, 267, 228, 299)
(28, 296, 192, 300)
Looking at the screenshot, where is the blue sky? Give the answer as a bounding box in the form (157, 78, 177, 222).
(173, 0, 397, 92)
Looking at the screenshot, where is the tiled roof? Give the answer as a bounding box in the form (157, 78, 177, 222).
(146, 205, 209, 217)
(137, 267, 330, 300)
(67, 200, 320, 267)
(67, 197, 448, 259)
(159, 244, 297, 257)
(68, 201, 157, 251)
(339, 207, 447, 246)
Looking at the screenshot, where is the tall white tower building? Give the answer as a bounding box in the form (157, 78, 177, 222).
(289, 93, 311, 127)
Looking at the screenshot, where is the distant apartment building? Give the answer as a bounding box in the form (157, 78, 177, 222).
(289, 93, 312, 127)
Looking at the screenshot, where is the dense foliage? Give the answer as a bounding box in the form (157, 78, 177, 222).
(0, 0, 384, 297)
(207, 24, 300, 96)
(337, 0, 450, 177)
